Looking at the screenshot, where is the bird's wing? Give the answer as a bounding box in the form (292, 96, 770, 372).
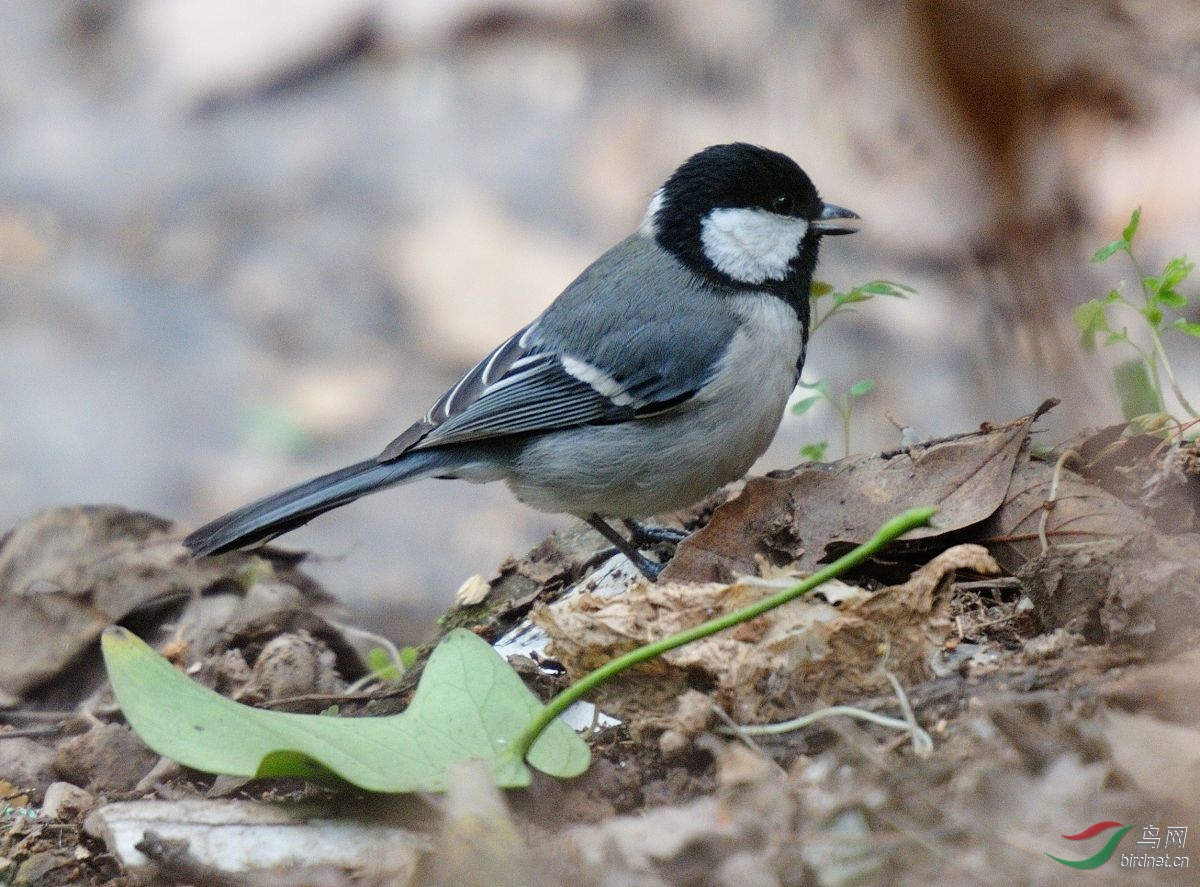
(377, 322, 700, 459)
(378, 235, 740, 461)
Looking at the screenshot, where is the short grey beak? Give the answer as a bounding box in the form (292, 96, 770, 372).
(812, 202, 860, 235)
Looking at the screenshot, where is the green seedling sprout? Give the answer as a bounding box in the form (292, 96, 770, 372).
(1075, 207, 1200, 429)
(795, 280, 914, 459)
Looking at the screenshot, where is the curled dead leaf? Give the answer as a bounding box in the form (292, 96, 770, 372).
(794, 544, 1001, 701)
(535, 545, 999, 729)
(665, 405, 1045, 582)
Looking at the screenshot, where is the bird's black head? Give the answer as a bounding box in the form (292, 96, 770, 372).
(642, 143, 857, 303)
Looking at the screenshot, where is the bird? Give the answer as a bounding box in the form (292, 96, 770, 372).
(184, 143, 858, 579)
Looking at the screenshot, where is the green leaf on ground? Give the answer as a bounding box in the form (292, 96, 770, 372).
(101, 626, 590, 793)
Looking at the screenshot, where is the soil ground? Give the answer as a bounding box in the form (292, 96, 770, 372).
(2, 408, 1198, 885)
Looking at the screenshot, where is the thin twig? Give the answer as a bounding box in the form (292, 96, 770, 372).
(1038, 449, 1079, 553)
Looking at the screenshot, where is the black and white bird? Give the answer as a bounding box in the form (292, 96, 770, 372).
(184, 143, 858, 578)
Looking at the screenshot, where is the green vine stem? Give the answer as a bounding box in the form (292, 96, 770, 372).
(505, 505, 938, 766)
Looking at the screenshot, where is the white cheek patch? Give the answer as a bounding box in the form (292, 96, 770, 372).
(638, 188, 665, 238)
(700, 207, 809, 284)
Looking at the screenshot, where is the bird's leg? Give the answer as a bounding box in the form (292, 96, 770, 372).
(622, 520, 688, 546)
(584, 514, 665, 581)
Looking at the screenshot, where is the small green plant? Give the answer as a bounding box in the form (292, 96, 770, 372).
(800, 441, 829, 463)
(344, 643, 415, 693)
(366, 646, 405, 682)
(796, 280, 914, 459)
(809, 280, 915, 337)
(793, 377, 877, 459)
(1075, 207, 1200, 428)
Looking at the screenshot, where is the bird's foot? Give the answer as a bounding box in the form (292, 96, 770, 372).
(622, 520, 688, 547)
(585, 515, 670, 581)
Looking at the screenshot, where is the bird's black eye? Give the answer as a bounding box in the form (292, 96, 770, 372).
(772, 194, 794, 215)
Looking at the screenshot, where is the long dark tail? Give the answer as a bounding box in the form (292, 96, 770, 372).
(183, 450, 450, 557)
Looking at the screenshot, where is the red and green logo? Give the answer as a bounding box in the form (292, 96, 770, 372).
(1047, 821, 1134, 869)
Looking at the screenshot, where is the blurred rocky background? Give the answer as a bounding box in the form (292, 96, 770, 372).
(2, 0, 1199, 641)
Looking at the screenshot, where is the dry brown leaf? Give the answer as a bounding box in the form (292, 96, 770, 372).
(535, 545, 998, 726)
(981, 451, 1154, 574)
(790, 543, 1001, 702)
(533, 578, 867, 725)
(664, 405, 1047, 583)
(1070, 424, 1200, 533)
(0, 506, 327, 701)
